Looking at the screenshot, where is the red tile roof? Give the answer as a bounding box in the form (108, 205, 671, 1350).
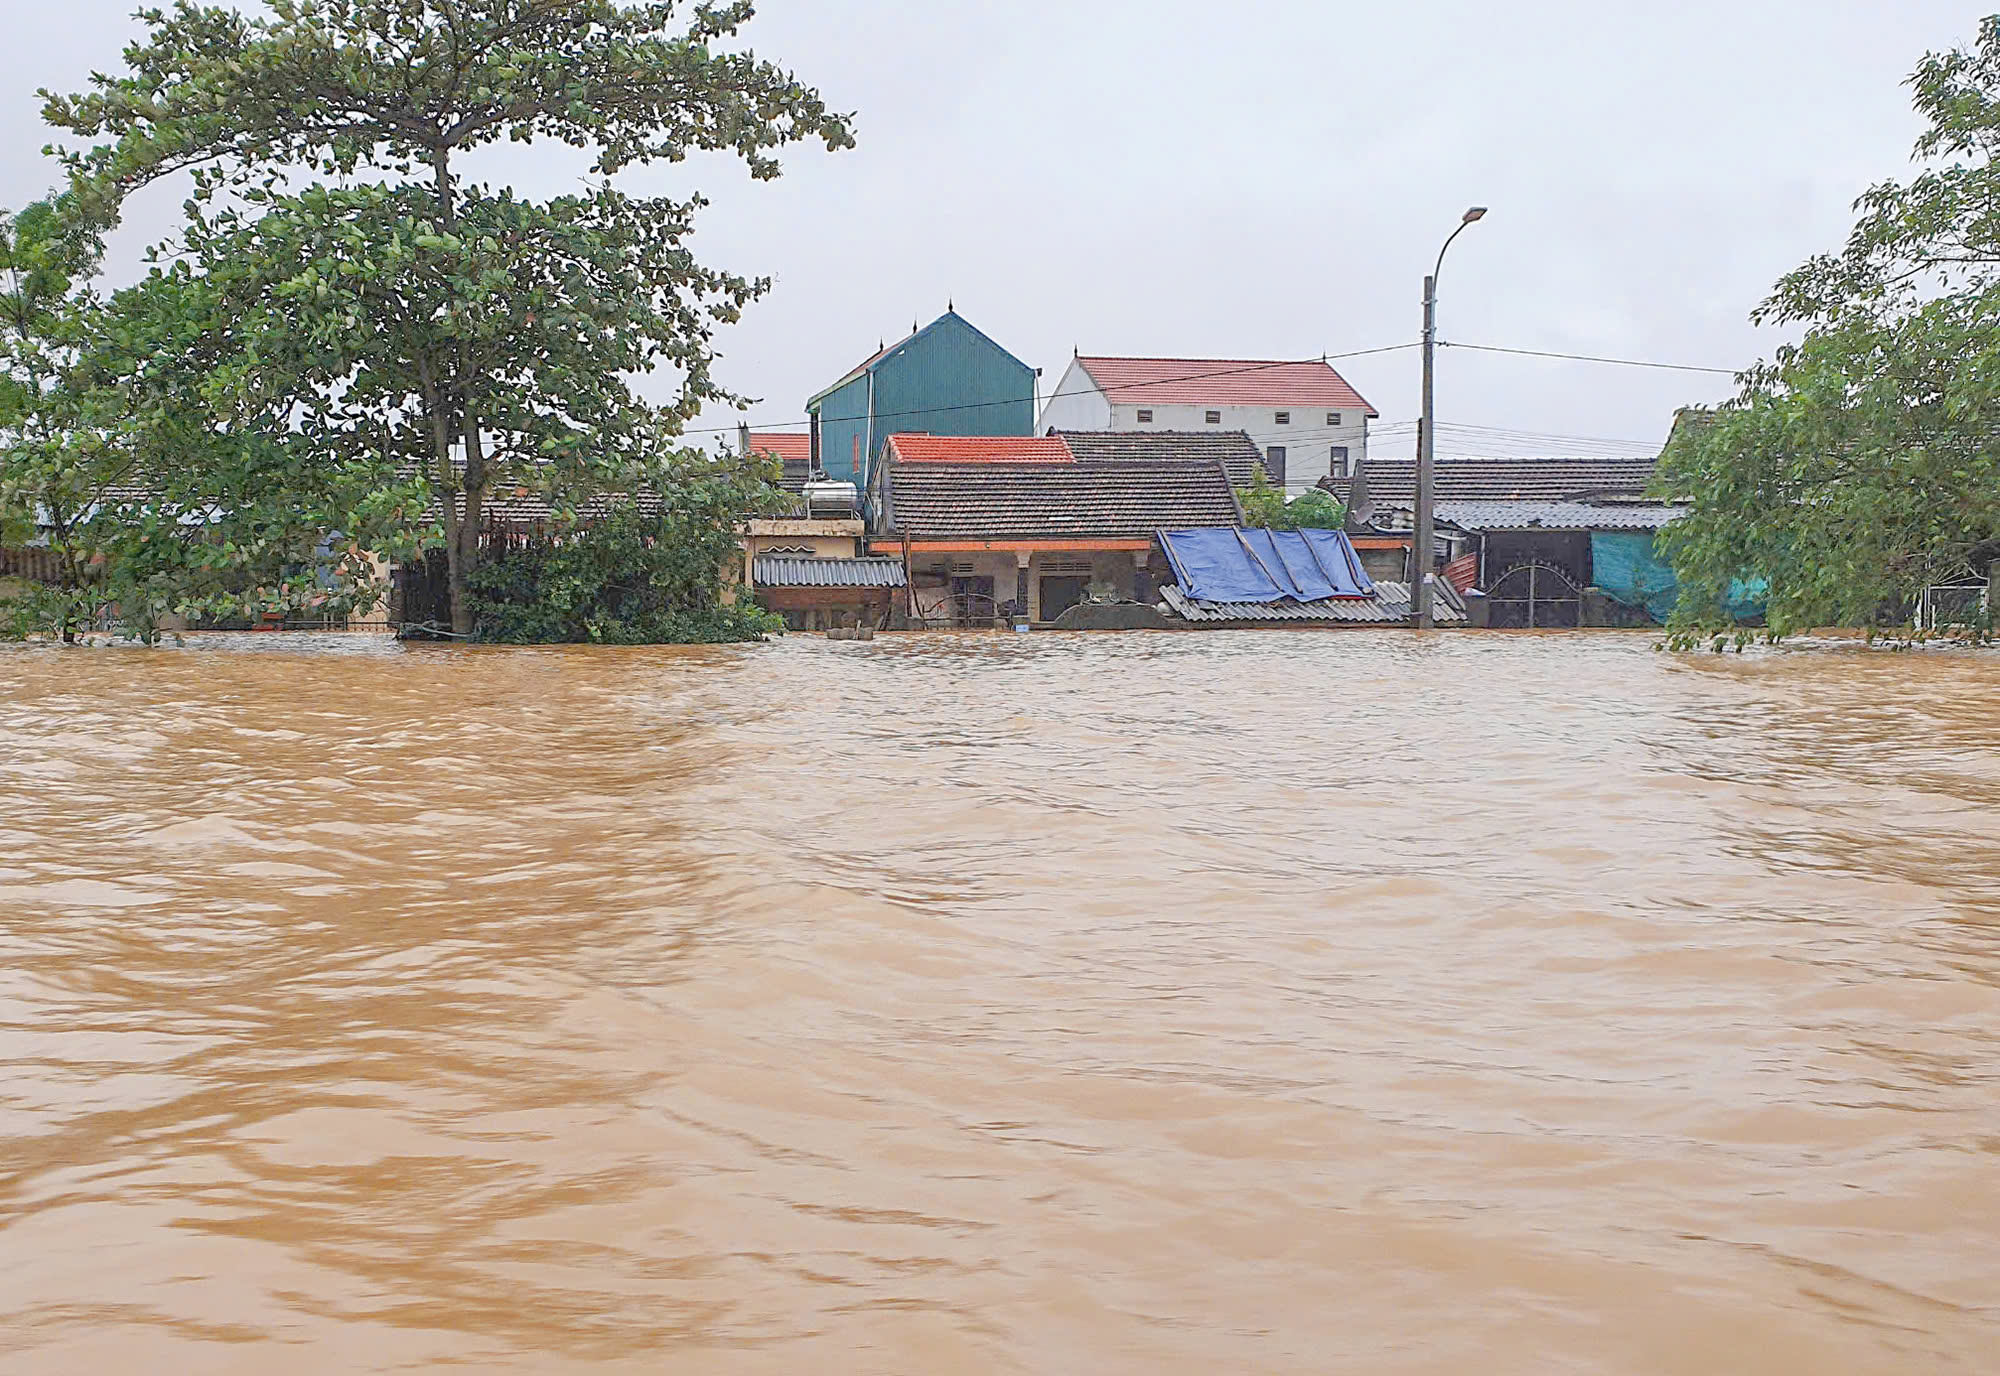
(746, 431, 812, 463)
(884, 434, 1074, 464)
(1075, 357, 1378, 415)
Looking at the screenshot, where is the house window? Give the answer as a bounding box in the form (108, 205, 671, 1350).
(1136, 409, 1153, 424)
(1265, 446, 1287, 485)
(1275, 411, 1291, 425)
(1329, 446, 1350, 479)
(1205, 410, 1222, 425)
(1327, 411, 1342, 426)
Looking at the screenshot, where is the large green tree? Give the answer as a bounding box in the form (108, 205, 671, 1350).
(0, 194, 118, 640)
(3, 186, 435, 642)
(44, 0, 852, 635)
(1657, 16, 2000, 638)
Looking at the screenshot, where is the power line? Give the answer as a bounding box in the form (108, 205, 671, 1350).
(699, 336, 1735, 447)
(691, 337, 1706, 455)
(1439, 341, 1740, 377)
(695, 344, 1421, 439)
(1432, 421, 1666, 448)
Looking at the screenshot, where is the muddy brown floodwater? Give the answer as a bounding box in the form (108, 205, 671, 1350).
(2, 631, 1999, 1374)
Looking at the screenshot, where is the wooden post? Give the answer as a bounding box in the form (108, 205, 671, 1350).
(901, 536, 914, 623)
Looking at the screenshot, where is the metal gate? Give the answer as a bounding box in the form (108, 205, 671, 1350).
(1485, 561, 1582, 629)
(1919, 581, 1990, 632)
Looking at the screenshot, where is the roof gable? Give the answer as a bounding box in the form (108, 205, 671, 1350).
(809, 310, 1031, 411)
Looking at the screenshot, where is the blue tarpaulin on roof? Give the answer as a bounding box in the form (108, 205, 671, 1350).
(1158, 528, 1377, 602)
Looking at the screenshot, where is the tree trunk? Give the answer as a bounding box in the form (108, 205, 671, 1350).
(450, 481, 482, 638)
(426, 146, 489, 639)
(50, 514, 79, 644)
(442, 502, 467, 638)
(449, 403, 489, 637)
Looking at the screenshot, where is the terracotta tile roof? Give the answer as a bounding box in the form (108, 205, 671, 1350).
(884, 459, 1240, 542)
(746, 432, 812, 464)
(744, 431, 815, 498)
(1324, 456, 1661, 506)
(1053, 430, 1266, 489)
(1076, 356, 1377, 415)
(884, 434, 1074, 464)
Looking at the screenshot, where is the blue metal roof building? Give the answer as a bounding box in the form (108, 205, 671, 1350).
(806, 310, 1037, 489)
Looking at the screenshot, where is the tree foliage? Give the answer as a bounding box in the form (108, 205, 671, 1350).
(1236, 466, 1348, 530)
(38, 0, 852, 637)
(0, 193, 115, 640)
(465, 453, 783, 643)
(1658, 16, 2000, 639)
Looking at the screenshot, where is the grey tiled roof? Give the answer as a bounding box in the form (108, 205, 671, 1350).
(1326, 456, 1662, 505)
(1054, 430, 1267, 489)
(753, 555, 908, 588)
(1159, 579, 1468, 625)
(884, 459, 1240, 541)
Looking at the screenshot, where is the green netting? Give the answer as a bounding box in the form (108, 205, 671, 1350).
(1590, 532, 1765, 622)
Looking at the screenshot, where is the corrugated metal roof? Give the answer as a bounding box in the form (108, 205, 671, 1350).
(753, 556, 908, 588)
(1431, 499, 1684, 532)
(1351, 499, 1683, 535)
(1159, 580, 1467, 625)
(1076, 357, 1378, 415)
(1327, 456, 1663, 506)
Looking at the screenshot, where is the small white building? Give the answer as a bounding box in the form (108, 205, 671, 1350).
(1038, 355, 1378, 499)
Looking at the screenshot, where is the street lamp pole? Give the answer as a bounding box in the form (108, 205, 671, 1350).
(1414, 206, 1487, 629)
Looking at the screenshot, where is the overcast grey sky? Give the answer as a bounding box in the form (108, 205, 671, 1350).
(2, 1, 1990, 457)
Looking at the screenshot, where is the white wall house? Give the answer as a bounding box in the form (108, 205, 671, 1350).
(1039, 356, 1377, 499)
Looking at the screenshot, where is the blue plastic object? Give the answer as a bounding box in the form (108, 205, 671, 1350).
(1158, 528, 1377, 602)
(1590, 532, 1766, 621)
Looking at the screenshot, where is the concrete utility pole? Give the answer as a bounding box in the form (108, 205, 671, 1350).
(1415, 206, 1487, 629)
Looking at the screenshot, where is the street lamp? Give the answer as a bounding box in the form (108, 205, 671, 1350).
(1414, 205, 1488, 629)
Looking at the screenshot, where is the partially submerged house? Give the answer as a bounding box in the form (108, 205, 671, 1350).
(750, 548, 908, 631)
(805, 310, 1038, 491)
(1153, 527, 1466, 627)
(866, 432, 1240, 624)
(1039, 355, 1377, 498)
(1327, 456, 1680, 627)
(732, 430, 907, 630)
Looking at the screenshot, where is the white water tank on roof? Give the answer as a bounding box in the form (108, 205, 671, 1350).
(803, 480, 859, 519)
